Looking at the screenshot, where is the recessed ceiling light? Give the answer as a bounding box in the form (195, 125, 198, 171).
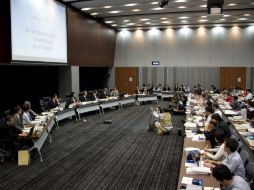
(201, 15, 207, 18)
(178, 6, 186, 9)
(127, 23, 135, 26)
(82, 8, 92, 11)
(104, 6, 112, 9)
(161, 21, 170, 24)
(105, 21, 114, 24)
(91, 13, 98, 15)
(125, 3, 138, 7)
(198, 19, 208, 22)
(200, 4, 207, 8)
(123, 20, 130, 22)
(152, 7, 164, 11)
(220, 19, 226, 21)
(109, 10, 121, 14)
(228, 3, 236, 6)
(140, 19, 150, 21)
(145, 22, 151, 25)
(223, 15, 231, 17)
(174, 0, 187, 2)
(132, 9, 140, 12)
(252, 2, 254, 5)
(161, 18, 167, 20)
(238, 18, 248, 21)
(244, 14, 250, 16)
(151, 2, 159, 4)
(181, 20, 187, 23)
(111, 24, 117, 27)
(179, 16, 189, 19)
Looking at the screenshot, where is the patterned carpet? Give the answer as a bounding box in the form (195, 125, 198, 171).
(0, 102, 185, 190)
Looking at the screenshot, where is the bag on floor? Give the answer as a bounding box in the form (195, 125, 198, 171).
(18, 150, 30, 166)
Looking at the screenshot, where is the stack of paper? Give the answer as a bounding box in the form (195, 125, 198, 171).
(184, 122, 197, 129)
(181, 177, 193, 185)
(186, 167, 211, 175)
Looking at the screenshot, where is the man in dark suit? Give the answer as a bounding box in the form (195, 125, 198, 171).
(13, 105, 23, 129)
(48, 94, 60, 109)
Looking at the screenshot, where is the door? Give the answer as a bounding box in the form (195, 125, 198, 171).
(115, 67, 137, 94)
(220, 67, 246, 89)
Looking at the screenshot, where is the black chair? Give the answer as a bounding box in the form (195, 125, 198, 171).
(245, 161, 254, 189)
(240, 150, 249, 167)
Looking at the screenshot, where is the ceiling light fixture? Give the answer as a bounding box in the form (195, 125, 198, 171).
(125, 3, 138, 7)
(105, 21, 114, 24)
(82, 8, 92, 11)
(151, 2, 159, 4)
(152, 7, 164, 10)
(179, 16, 189, 19)
(104, 6, 112, 9)
(132, 9, 140, 12)
(178, 6, 186, 8)
(109, 10, 121, 14)
(228, 3, 236, 6)
(91, 13, 98, 15)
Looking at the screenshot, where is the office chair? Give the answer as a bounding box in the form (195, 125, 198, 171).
(245, 161, 254, 189)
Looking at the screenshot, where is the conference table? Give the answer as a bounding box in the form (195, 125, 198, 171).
(137, 94, 158, 105)
(99, 98, 120, 114)
(24, 115, 55, 162)
(119, 96, 136, 109)
(77, 102, 101, 119)
(178, 138, 220, 189)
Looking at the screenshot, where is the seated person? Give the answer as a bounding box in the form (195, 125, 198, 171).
(204, 138, 245, 179)
(204, 120, 218, 148)
(154, 108, 173, 135)
(86, 91, 97, 101)
(225, 91, 233, 103)
(212, 113, 231, 139)
(48, 94, 60, 109)
(79, 91, 87, 102)
(244, 89, 253, 101)
(110, 87, 119, 97)
(230, 96, 242, 111)
(22, 104, 32, 125)
(212, 102, 223, 117)
(97, 90, 107, 99)
(13, 105, 23, 129)
(173, 96, 186, 115)
(204, 129, 227, 161)
(246, 100, 254, 120)
(5, 115, 33, 160)
(24, 101, 37, 120)
(212, 164, 250, 190)
(204, 106, 214, 128)
(67, 92, 80, 108)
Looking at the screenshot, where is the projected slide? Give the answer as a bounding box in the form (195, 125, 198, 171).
(11, 0, 67, 63)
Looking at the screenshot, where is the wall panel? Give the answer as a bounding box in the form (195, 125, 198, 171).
(114, 26, 254, 67)
(68, 7, 116, 67)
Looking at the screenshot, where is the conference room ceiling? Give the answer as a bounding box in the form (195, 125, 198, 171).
(63, 0, 254, 30)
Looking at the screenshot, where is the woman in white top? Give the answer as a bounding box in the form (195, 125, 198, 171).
(204, 129, 227, 161)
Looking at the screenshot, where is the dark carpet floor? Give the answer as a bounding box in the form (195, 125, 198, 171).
(0, 102, 185, 190)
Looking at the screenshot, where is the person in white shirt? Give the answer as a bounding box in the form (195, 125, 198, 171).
(244, 89, 253, 101)
(204, 138, 245, 179)
(22, 104, 32, 125)
(212, 164, 250, 190)
(204, 129, 227, 161)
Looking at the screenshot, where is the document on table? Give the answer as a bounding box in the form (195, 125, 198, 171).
(186, 166, 211, 175)
(181, 176, 193, 185)
(204, 187, 220, 190)
(192, 134, 206, 142)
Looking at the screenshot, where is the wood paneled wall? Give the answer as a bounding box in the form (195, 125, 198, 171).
(220, 67, 246, 89)
(67, 7, 116, 67)
(0, 0, 11, 64)
(115, 67, 138, 94)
